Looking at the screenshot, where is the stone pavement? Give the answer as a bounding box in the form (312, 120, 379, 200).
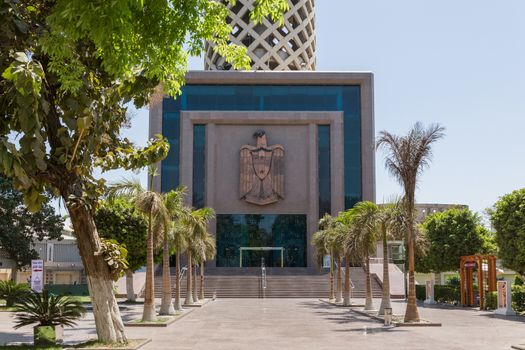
(1, 298, 524, 349)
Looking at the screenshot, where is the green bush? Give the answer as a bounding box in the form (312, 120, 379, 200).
(485, 291, 497, 310)
(45, 284, 89, 296)
(416, 285, 426, 301)
(415, 284, 460, 303)
(0, 280, 30, 307)
(446, 276, 460, 287)
(512, 284, 525, 312)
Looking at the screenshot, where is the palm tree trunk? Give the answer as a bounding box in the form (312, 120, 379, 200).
(364, 253, 374, 311)
(142, 211, 157, 321)
(336, 256, 343, 303)
(343, 254, 351, 306)
(174, 252, 182, 311)
(160, 231, 175, 315)
(199, 261, 205, 300)
(125, 270, 135, 302)
(329, 255, 335, 300)
(192, 265, 198, 302)
(184, 251, 194, 305)
(379, 228, 391, 315)
(404, 199, 420, 322)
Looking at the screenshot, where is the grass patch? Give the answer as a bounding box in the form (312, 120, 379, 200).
(0, 346, 61, 350)
(130, 317, 171, 324)
(0, 306, 18, 312)
(66, 296, 91, 304)
(71, 339, 147, 349)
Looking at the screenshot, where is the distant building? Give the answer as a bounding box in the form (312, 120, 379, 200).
(0, 226, 85, 285)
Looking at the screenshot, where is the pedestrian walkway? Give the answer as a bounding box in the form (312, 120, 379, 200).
(1, 299, 524, 349)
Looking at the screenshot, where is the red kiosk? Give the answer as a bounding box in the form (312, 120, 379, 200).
(460, 255, 497, 309)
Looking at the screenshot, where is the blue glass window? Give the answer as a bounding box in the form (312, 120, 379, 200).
(318, 125, 331, 218)
(192, 125, 206, 208)
(216, 214, 307, 267)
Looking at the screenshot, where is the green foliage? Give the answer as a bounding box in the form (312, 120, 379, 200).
(446, 275, 461, 287)
(95, 199, 148, 272)
(515, 275, 524, 286)
(0, 177, 63, 269)
(490, 188, 525, 275)
(0, 280, 30, 307)
(415, 284, 460, 304)
(100, 239, 129, 281)
(485, 291, 498, 310)
(14, 290, 85, 329)
(512, 284, 525, 312)
(416, 208, 494, 273)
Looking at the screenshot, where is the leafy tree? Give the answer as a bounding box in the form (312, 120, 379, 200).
(94, 199, 148, 302)
(0, 177, 63, 274)
(417, 208, 495, 273)
(1, 0, 286, 342)
(490, 188, 525, 275)
(377, 122, 445, 322)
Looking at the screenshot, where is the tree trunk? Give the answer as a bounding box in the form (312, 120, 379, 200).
(329, 255, 335, 301)
(12, 268, 19, 284)
(364, 253, 374, 311)
(159, 231, 174, 315)
(67, 204, 126, 342)
(192, 265, 198, 302)
(174, 253, 182, 311)
(184, 251, 193, 305)
(379, 228, 391, 315)
(125, 270, 135, 302)
(199, 261, 205, 300)
(142, 211, 156, 321)
(404, 199, 420, 322)
(343, 254, 351, 306)
(336, 256, 343, 303)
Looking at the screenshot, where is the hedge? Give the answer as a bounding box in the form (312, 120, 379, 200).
(45, 284, 89, 296)
(416, 285, 460, 303)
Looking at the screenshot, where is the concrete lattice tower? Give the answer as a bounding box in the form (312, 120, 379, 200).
(205, 0, 316, 71)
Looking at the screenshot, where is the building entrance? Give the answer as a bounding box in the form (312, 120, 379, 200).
(216, 214, 307, 268)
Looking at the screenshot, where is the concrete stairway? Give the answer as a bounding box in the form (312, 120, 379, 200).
(151, 267, 383, 299)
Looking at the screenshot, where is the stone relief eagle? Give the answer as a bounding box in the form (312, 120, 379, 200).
(239, 130, 284, 205)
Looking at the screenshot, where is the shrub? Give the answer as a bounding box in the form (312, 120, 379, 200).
(512, 284, 525, 312)
(14, 290, 85, 329)
(415, 284, 460, 303)
(485, 291, 497, 310)
(0, 280, 30, 307)
(416, 285, 426, 301)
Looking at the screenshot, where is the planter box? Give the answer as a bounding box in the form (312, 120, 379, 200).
(34, 325, 64, 346)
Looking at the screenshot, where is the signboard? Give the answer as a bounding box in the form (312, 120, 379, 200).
(497, 280, 507, 309)
(464, 262, 476, 268)
(31, 259, 44, 293)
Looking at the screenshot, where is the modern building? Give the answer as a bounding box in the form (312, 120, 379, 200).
(151, 0, 375, 272)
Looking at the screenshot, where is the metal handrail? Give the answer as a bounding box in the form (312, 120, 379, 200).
(261, 259, 267, 298)
(179, 266, 187, 282)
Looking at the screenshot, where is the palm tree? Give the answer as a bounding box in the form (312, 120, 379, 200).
(170, 220, 189, 311)
(197, 233, 216, 300)
(377, 122, 445, 322)
(184, 207, 215, 305)
(343, 201, 380, 311)
(158, 189, 187, 315)
(377, 200, 407, 315)
(312, 214, 341, 301)
(107, 176, 169, 322)
(0, 281, 30, 307)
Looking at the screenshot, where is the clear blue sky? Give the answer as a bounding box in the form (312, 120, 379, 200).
(102, 0, 525, 218)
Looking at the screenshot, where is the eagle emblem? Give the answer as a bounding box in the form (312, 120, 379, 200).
(239, 131, 284, 205)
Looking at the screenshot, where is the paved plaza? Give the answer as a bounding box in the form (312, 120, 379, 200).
(1, 298, 524, 349)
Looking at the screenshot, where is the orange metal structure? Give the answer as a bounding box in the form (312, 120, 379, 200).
(460, 255, 497, 309)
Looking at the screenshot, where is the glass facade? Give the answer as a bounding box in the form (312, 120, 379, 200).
(161, 84, 362, 209)
(216, 214, 307, 267)
(318, 125, 331, 217)
(192, 125, 206, 208)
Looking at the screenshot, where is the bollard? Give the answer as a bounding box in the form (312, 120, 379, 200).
(384, 307, 393, 327)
